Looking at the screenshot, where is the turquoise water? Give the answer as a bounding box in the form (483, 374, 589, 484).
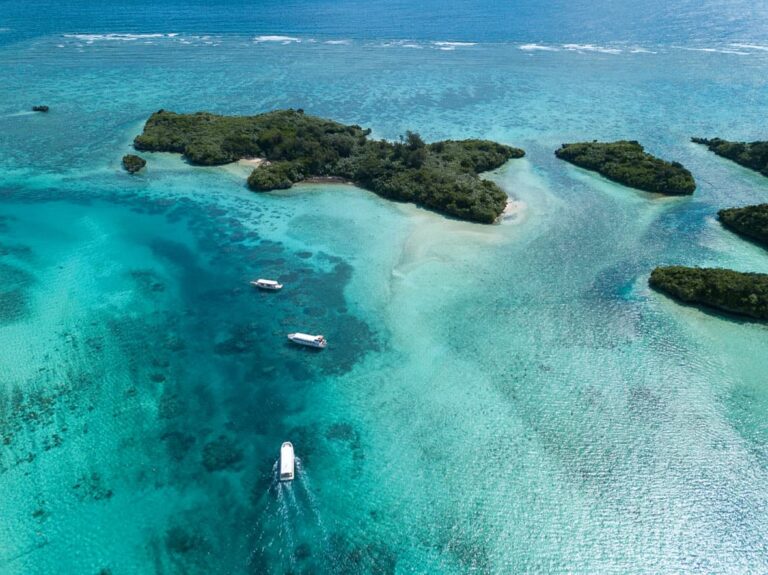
(2, 8, 768, 574)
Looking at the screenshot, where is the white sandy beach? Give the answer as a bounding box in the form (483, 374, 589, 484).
(237, 157, 267, 168)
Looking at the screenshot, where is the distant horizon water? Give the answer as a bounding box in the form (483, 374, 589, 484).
(2, 0, 768, 47)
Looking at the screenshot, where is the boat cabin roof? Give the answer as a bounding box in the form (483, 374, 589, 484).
(293, 332, 323, 341)
(280, 442, 294, 476)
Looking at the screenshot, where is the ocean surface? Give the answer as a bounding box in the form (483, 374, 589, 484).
(2, 2, 768, 574)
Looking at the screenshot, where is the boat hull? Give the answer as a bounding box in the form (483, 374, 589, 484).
(251, 280, 283, 290)
(280, 442, 295, 481)
(287, 333, 327, 348)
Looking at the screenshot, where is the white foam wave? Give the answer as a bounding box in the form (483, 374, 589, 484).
(434, 41, 476, 51)
(563, 43, 622, 54)
(679, 46, 749, 55)
(729, 43, 768, 52)
(433, 41, 476, 47)
(324, 39, 351, 45)
(519, 43, 559, 52)
(253, 35, 301, 44)
(63, 33, 171, 42)
(380, 40, 432, 50)
(377, 40, 423, 49)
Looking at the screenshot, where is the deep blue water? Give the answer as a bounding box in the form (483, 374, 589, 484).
(2, 2, 768, 574)
(2, 0, 768, 46)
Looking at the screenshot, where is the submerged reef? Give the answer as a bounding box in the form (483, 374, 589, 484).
(72, 471, 114, 501)
(201, 435, 243, 472)
(161, 430, 196, 461)
(718, 204, 768, 248)
(650, 266, 768, 320)
(166, 525, 206, 554)
(555, 141, 696, 195)
(0, 262, 33, 325)
(133, 109, 524, 223)
(122, 154, 146, 173)
(692, 137, 768, 176)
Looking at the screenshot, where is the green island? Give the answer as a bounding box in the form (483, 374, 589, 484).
(133, 109, 525, 223)
(555, 141, 696, 195)
(122, 154, 146, 174)
(649, 266, 768, 320)
(692, 137, 768, 176)
(718, 204, 768, 248)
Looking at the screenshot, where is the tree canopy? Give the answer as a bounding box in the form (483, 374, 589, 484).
(650, 266, 768, 320)
(693, 137, 768, 177)
(134, 109, 525, 223)
(718, 204, 768, 248)
(555, 141, 696, 195)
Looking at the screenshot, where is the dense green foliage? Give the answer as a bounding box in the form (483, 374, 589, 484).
(718, 204, 768, 247)
(134, 109, 524, 223)
(122, 154, 146, 173)
(555, 141, 696, 195)
(649, 266, 768, 320)
(692, 137, 768, 176)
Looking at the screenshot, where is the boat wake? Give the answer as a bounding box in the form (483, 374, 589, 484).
(294, 458, 329, 544)
(247, 458, 330, 569)
(277, 458, 329, 537)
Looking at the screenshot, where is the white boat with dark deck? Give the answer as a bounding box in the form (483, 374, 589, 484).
(287, 332, 327, 348)
(251, 278, 283, 290)
(279, 441, 295, 481)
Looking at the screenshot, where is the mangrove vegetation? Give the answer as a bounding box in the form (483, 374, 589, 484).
(649, 266, 768, 320)
(692, 137, 768, 176)
(122, 154, 146, 174)
(133, 109, 524, 223)
(718, 204, 768, 248)
(555, 141, 696, 195)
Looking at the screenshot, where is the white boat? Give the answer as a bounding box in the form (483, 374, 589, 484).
(279, 441, 295, 481)
(251, 278, 283, 290)
(287, 332, 327, 348)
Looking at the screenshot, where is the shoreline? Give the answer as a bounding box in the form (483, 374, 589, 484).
(496, 199, 526, 223)
(297, 176, 355, 186)
(233, 159, 524, 226)
(237, 157, 267, 168)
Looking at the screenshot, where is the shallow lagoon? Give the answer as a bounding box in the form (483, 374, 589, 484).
(1, 32, 768, 574)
